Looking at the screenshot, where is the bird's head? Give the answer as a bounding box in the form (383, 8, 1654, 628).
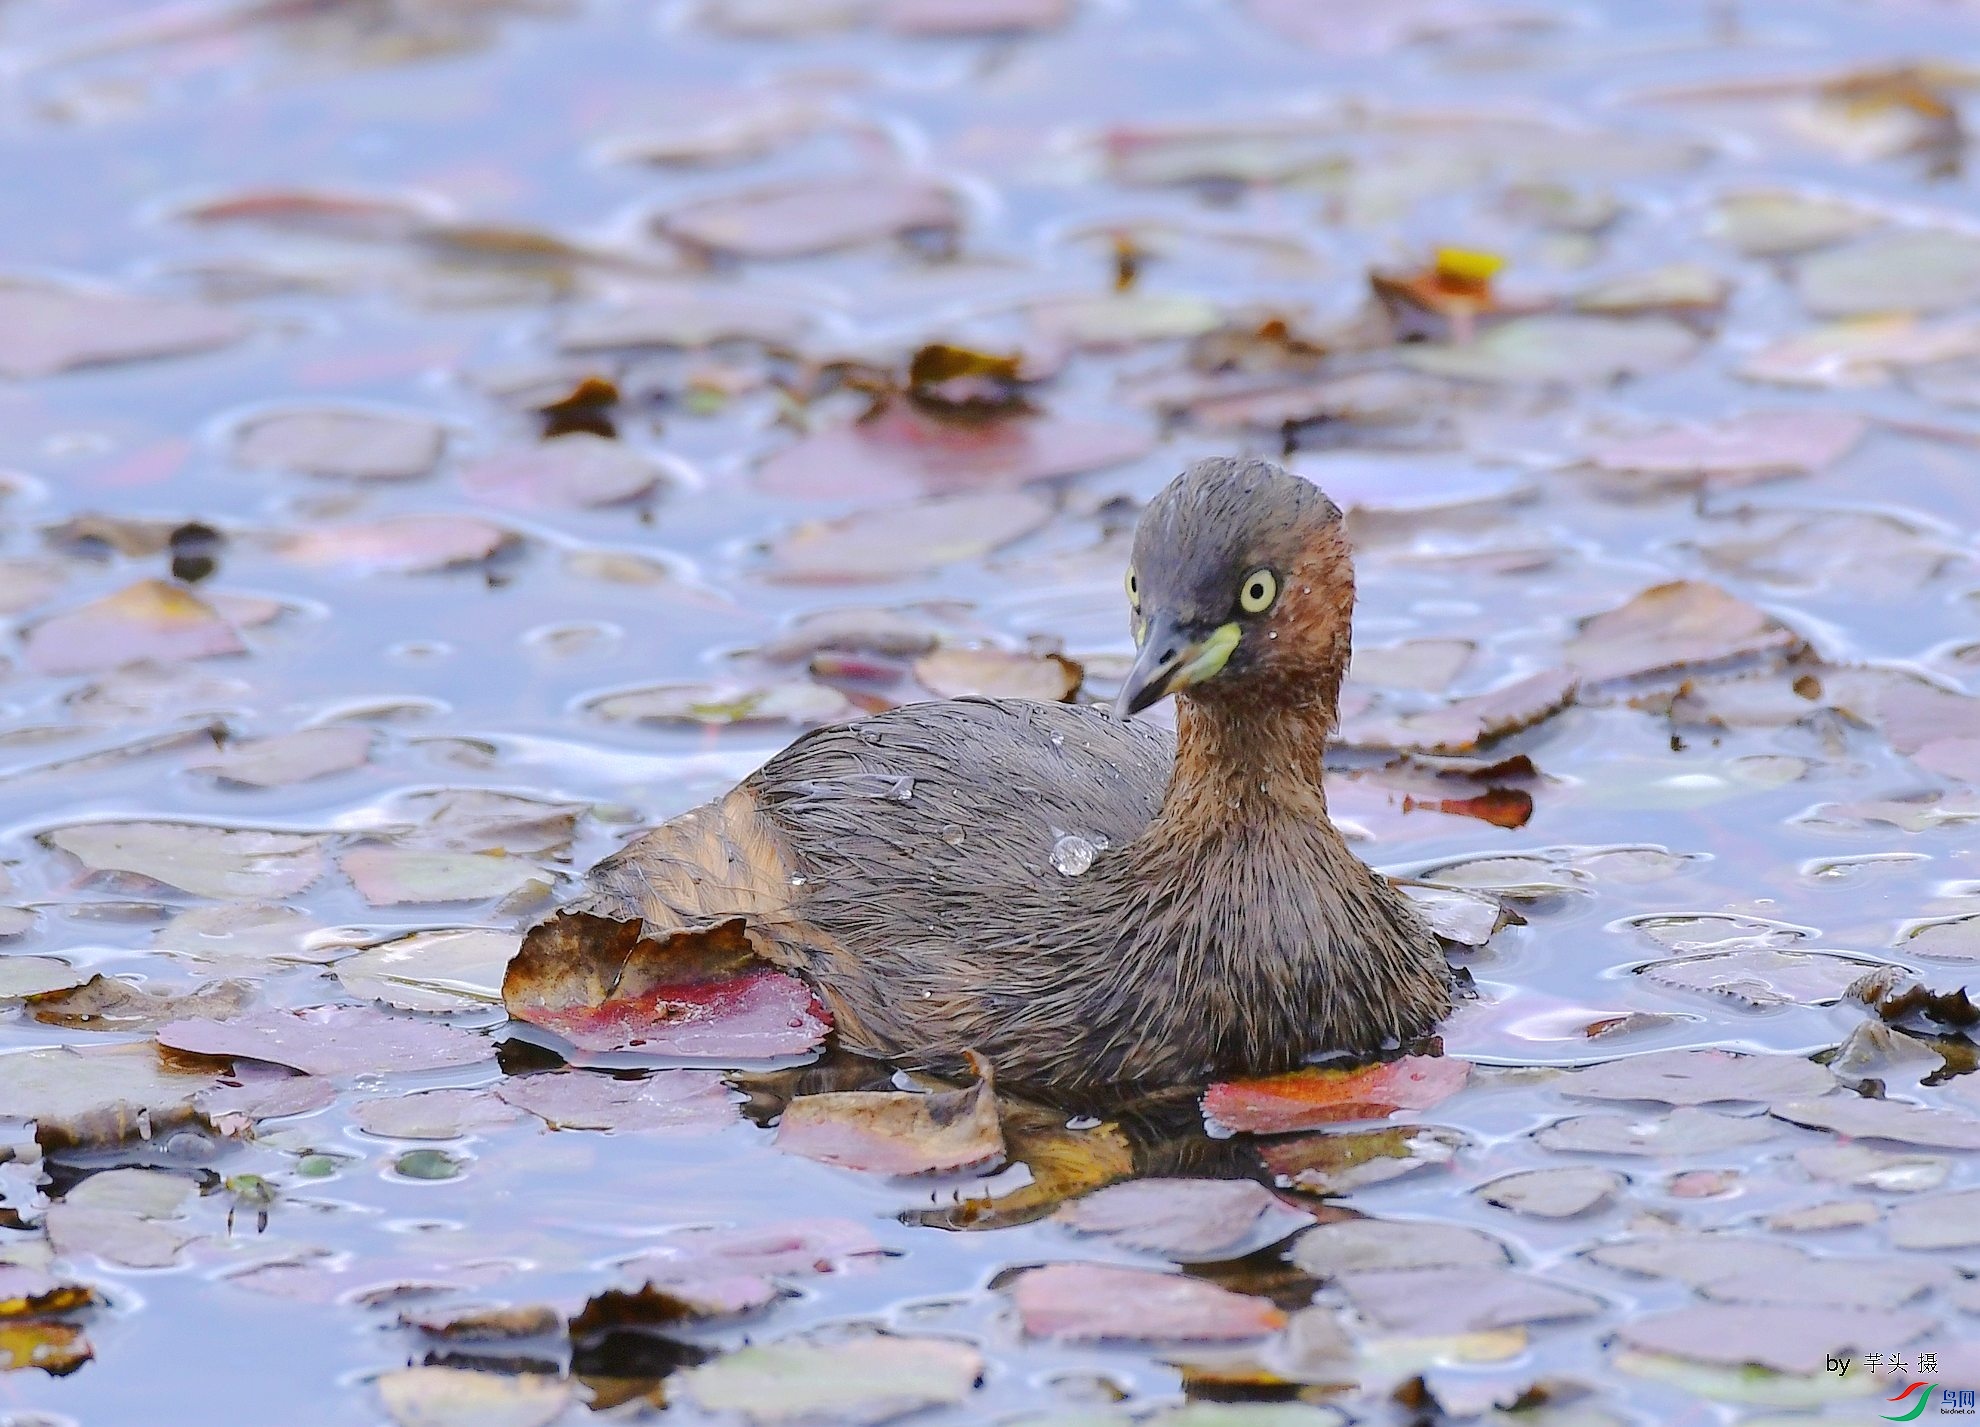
(1114, 457, 1353, 721)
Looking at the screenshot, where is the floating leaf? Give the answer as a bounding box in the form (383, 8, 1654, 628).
(1796, 228, 1980, 317)
(765, 490, 1054, 583)
(1565, 1049, 1832, 1106)
(1054, 1178, 1309, 1261)
(0, 1267, 96, 1318)
(655, 175, 961, 259)
(1010, 1263, 1285, 1342)
(354, 1088, 524, 1140)
(757, 402, 1148, 500)
(1535, 1106, 1777, 1156)
(1616, 1304, 1931, 1374)
(679, 1334, 983, 1425)
(191, 726, 375, 787)
(1341, 669, 1577, 755)
(495, 1070, 737, 1132)
(1203, 1056, 1470, 1134)
(777, 1056, 1001, 1175)
(232, 407, 447, 481)
(912, 647, 1081, 701)
(338, 846, 544, 906)
(1474, 1166, 1623, 1218)
(586, 679, 856, 728)
(335, 928, 515, 1011)
(196, 1071, 337, 1135)
(0, 1043, 219, 1150)
(460, 434, 670, 509)
(1584, 410, 1865, 486)
(0, 957, 88, 1000)
(1742, 315, 1980, 387)
(1403, 315, 1699, 384)
(27, 973, 251, 1031)
(1335, 1266, 1602, 1335)
(279, 515, 513, 574)
(1641, 949, 1879, 1008)
(156, 1004, 491, 1076)
(1259, 1125, 1466, 1195)
(557, 290, 812, 351)
(375, 1366, 574, 1427)
(23, 580, 247, 676)
(1770, 1095, 1980, 1150)
(1887, 1187, 1980, 1249)
(504, 910, 830, 1057)
(1708, 189, 1883, 257)
(1290, 1218, 1509, 1276)
(44, 822, 328, 899)
(1902, 916, 1980, 962)
(1565, 581, 1801, 684)
(0, 285, 248, 379)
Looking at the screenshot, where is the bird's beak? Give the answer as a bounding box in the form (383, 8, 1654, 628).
(1112, 613, 1241, 720)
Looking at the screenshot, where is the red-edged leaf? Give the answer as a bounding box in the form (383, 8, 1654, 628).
(503, 911, 829, 1057)
(1204, 1055, 1471, 1135)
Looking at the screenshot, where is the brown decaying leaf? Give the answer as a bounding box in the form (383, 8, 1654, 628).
(776, 1053, 1003, 1176)
(503, 910, 831, 1058)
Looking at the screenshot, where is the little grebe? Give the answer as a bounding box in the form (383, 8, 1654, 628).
(572, 457, 1452, 1096)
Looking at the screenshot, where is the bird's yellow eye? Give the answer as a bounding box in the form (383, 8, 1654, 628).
(1125, 569, 1139, 606)
(1238, 568, 1277, 614)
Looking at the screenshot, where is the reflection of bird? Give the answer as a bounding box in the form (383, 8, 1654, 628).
(577, 457, 1451, 1098)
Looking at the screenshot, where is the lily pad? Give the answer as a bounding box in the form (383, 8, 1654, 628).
(338, 846, 544, 906)
(0, 957, 88, 1001)
(1585, 410, 1866, 485)
(1565, 1049, 1833, 1106)
(1887, 1187, 1980, 1249)
(1474, 1165, 1623, 1218)
(1336, 1266, 1602, 1335)
(191, 726, 375, 787)
(1770, 1095, 1980, 1150)
(1536, 1106, 1778, 1156)
(354, 1088, 524, 1140)
(0, 1043, 219, 1149)
(504, 911, 830, 1058)
(1566, 581, 1802, 685)
(1616, 1303, 1932, 1373)
(1290, 1218, 1510, 1276)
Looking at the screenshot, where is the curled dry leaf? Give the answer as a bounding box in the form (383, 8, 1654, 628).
(679, 1334, 984, 1426)
(655, 174, 961, 259)
(232, 407, 448, 481)
(24, 580, 247, 676)
(495, 1069, 738, 1132)
(1203, 1055, 1470, 1135)
(912, 647, 1081, 701)
(503, 910, 830, 1057)
(756, 401, 1149, 501)
(156, 1004, 492, 1076)
(1565, 580, 1801, 684)
(44, 821, 328, 900)
(278, 514, 513, 574)
(764, 490, 1055, 583)
(0, 285, 249, 380)
(1009, 1262, 1286, 1343)
(1053, 1177, 1311, 1261)
(776, 1054, 1002, 1175)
